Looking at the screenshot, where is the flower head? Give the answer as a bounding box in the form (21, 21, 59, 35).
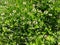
(48, 13, 52, 16)
(1, 13, 5, 15)
(13, 10, 16, 13)
(44, 10, 48, 14)
(23, 2, 26, 5)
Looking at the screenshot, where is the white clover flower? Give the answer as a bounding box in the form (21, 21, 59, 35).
(27, 21, 31, 24)
(48, 13, 52, 16)
(44, 10, 48, 14)
(13, 10, 16, 13)
(33, 21, 38, 24)
(33, 4, 35, 7)
(50, 28, 51, 30)
(4, 1, 8, 4)
(1, 13, 5, 15)
(32, 8, 36, 12)
(21, 17, 25, 20)
(17, 44, 19, 45)
(38, 10, 42, 13)
(10, 13, 12, 15)
(35, 21, 38, 24)
(23, 2, 26, 5)
(21, 36, 23, 39)
(44, 35, 48, 38)
(9, 34, 13, 39)
(58, 42, 60, 45)
(33, 21, 36, 24)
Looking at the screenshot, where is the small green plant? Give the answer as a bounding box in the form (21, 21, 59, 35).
(0, 0, 60, 45)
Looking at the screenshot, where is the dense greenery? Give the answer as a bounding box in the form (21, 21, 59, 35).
(0, 0, 60, 45)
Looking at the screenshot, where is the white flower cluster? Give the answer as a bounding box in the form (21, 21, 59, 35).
(32, 8, 36, 12)
(44, 35, 48, 38)
(27, 21, 31, 25)
(38, 10, 42, 13)
(1, 13, 5, 15)
(58, 42, 60, 45)
(4, 1, 8, 4)
(17, 44, 19, 45)
(9, 34, 13, 38)
(33, 20, 38, 24)
(21, 16, 25, 20)
(23, 2, 26, 5)
(13, 10, 16, 13)
(48, 13, 52, 16)
(44, 10, 48, 14)
(10, 13, 12, 16)
(33, 4, 35, 7)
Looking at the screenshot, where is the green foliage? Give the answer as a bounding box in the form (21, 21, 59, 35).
(0, 0, 60, 45)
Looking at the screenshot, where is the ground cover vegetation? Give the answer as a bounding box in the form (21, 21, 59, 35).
(0, 0, 60, 45)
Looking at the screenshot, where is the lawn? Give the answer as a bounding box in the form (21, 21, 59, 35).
(0, 0, 60, 45)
